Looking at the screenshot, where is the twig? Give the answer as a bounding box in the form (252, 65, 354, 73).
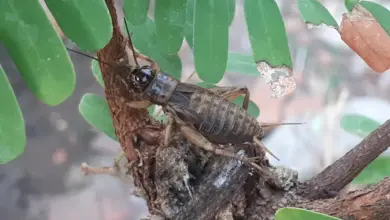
(81, 162, 117, 176)
(300, 119, 390, 199)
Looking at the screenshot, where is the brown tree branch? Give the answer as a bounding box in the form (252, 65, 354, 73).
(93, 1, 390, 219)
(300, 119, 390, 199)
(297, 177, 390, 220)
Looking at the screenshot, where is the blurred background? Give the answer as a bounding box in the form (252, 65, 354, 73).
(1, 0, 390, 219)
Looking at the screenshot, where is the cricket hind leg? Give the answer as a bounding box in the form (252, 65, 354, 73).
(179, 125, 270, 174)
(253, 136, 280, 161)
(208, 86, 250, 110)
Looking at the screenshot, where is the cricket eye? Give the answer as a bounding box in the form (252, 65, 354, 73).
(133, 66, 155, 85)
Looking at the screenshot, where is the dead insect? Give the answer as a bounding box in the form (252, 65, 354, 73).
(118, 19, 302, 173)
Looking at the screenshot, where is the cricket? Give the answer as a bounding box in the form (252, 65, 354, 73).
(69, 18, 302, 174)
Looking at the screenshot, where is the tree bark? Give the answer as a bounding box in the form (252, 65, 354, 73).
(91, 0, 390, 219)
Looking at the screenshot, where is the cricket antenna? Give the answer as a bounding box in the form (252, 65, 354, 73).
(123, 17, 140, 67)
(66, 47, 113, 67)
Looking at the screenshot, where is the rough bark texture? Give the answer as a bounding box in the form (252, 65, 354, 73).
(94, 1, 390, 219)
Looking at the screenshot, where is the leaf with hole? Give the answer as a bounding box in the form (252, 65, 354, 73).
(194, 0, 229, 83)
(0, 66, 26, 164)
(298, 0, 339, 28)
(340, 4, 390, 73)
(244, 0, 293, 68)
(154, 0, 187, 54)
(45, 0, 112, 51)
(340, 114, 380, 138)
(244, 0, 296, 98)
(123, 0, 150, 25)
(353, 156, 390, 185)
(275, 207, 341, 220)
(360, 1, 390, 35)
(79, 93, 117, 141)
(345, 0, 360, 12)
(91, 60, 104, 87)
(0, 0, 76, 106)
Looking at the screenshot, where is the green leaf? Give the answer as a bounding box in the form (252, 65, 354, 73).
(196, 81, 216, 89)
(123, 0, 150, 25)
(184, 0, 195, 49)
(360, 1, 390, 36)
(244, 0, 293, 68)
(45, 0, 112, 51)
(232, 96, 260, 118)
(0, 66, 26, 164)
(345, 0, 360, 12)
(194, 0, 229, 83)
(155, 0, 187, 54)
(275, 207, 341, 220)
(196, 82, 260, 118)
(154, 53, 182, 80)
(297, 0, 339, 28)
(91, 60, 104, 87)
(340, 114, 380, 138)
(228, 0, 236, 26)
(79, 93, 117, 140)
(147, 105, 156, 115)
(0, 0, 76, 106)
(125, 17, 182, 79)
(227, 52, 258, 76)
(353, 156, 390, 185)
(185, 0, 234, 50)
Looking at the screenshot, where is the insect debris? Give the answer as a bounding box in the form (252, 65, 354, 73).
(67, 17, 304, 175)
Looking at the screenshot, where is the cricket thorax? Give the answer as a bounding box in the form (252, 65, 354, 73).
(146, 72, 179, 105)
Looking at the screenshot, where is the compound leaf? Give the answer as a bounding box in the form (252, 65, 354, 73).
(123, 0, 150, 25)
(125, 17, 182, 79)
(91, 60, 104, 87)
(360, 1, 390, 35)
(298, 0, 338, 28)
(353, 156, 390, 185)
(275, 207, 341, 220)
(45, 0, 112, 51)
(0, 66, 25, 164)
(79, 93, 117, 140)
(244, 0, 292, 68)
(155, 0, 187, 54)
(194, 0, 229, 83)
(0, 0, 75, 106)
(227, 52, 258, 76)
(340, 114, 380, 138)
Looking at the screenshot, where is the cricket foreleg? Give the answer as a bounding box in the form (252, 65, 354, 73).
(126, 100, 153, 109)
(179, 125, 269, 174)
(208, 86, 250, 110)
(253, 136, 280, 161)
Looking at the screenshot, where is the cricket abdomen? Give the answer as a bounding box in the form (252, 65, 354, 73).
(189, 91, 262, 145)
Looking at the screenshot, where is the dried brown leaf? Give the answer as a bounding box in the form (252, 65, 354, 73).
(340, 4, 390, 73)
